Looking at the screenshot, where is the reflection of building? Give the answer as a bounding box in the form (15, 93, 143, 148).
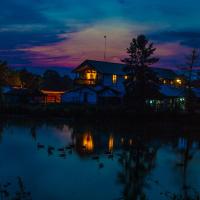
(83, 133, 94, 152)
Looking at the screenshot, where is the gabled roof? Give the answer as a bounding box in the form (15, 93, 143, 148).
(152, 68, 178, 80)
(159, 85, 185, 97)
(73, 60, 178, 79)
(73, 60, 125, 75)
(64, 85, 120, 95)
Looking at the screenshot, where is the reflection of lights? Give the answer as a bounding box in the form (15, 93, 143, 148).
(83, 133, 94, 152)
(124, 75, 128, 80)
(121, 138, 124, 144)
(108, 135, 114, 152)
(129, 139, 133, 146)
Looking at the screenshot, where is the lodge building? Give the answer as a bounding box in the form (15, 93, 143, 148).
(4, 59, 200, 111)
(62, 59, 189, 110)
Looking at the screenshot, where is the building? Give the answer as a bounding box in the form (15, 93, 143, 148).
(152, 67, 184, 87)
(41, 90, 65, 104)
(146, 85, 186, 111)
(73, 60, 126, 94)
(64, 59, 186, 107)
(73, 60, 183, 90)
(62, 85, 121, 105)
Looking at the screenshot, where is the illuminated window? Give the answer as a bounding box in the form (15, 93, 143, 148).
(124, 75, 128, 80)
(112, 74, 117, 84)
(170, 80, 174, 85)
(163, 80, 167, 84)
(86, 70, 97, 80)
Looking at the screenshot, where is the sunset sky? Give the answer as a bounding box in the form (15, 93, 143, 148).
(1, 0, 200, 69)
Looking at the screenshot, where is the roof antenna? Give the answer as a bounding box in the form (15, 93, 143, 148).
(104, 34, 107, 61)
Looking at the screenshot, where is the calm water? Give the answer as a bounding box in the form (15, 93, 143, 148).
(0, 118, 200, 200)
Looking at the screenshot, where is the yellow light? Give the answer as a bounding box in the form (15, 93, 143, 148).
(86, 70, 97, 80)
(41, 90, 65, 94)
(112, 74, 117, 84)
(124, 75, 128, 80)
(163, 80, 167, 84)
(176, 79, 182, 85)
(108, 135, 114, 152)
(83, 133, 94, 152)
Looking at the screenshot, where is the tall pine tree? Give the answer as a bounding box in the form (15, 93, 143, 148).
(122, 35, 159, 111)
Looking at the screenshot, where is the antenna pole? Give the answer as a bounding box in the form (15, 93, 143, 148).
(104, 35, 107, 61)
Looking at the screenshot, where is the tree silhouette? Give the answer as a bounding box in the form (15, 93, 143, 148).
(185, 49, 199, 113)
(122, 35, 159, 111)
(117, 136, 157, 200)
(19, 68, 42, 89)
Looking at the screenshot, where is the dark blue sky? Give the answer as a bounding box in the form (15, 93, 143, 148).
(0, 0, 200, 68)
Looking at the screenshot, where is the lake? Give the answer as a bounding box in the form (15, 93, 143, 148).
(0, 117, 200, 200)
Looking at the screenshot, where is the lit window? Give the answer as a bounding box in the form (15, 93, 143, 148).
(112, 74, 117, 84)
(163, 80, 167, 84)
(86, 70, 97, 80)
(170, 80, 174, 85)
(124, 75, 128, 80)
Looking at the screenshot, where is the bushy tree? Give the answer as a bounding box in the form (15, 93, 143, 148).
(19, 68, 42, 89)
(122, 35, 159, 111)
(41, 70, 73, 90)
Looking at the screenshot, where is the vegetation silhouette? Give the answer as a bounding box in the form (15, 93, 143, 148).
(122, 35, 159, 112)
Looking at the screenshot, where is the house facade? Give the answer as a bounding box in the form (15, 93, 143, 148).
(63, 59, 187, 107)
(73, 60, 126, 95)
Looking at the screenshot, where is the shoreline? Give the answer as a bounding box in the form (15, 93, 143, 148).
(1, 104, 200, 123)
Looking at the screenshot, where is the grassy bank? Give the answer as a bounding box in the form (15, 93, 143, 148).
(0, 103, 200, 124)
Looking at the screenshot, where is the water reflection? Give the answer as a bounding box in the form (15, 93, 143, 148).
(82, 132, 94, 152)
(0, 119, 200, 199)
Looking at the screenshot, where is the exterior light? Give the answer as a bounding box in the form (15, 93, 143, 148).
(124, 75, 128, 80)
(176, 79, 182, 85)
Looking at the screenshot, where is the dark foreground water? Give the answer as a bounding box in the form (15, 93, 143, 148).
(0, 118, 200, 200)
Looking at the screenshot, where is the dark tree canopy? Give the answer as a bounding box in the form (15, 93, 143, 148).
(122, 35, 159, 110)
(19, 68, 42, 89)
(0, 60, 10, 87)
(41, 70, 73, 91)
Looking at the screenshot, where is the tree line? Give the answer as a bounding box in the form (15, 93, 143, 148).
(0, 61, 73, 91)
